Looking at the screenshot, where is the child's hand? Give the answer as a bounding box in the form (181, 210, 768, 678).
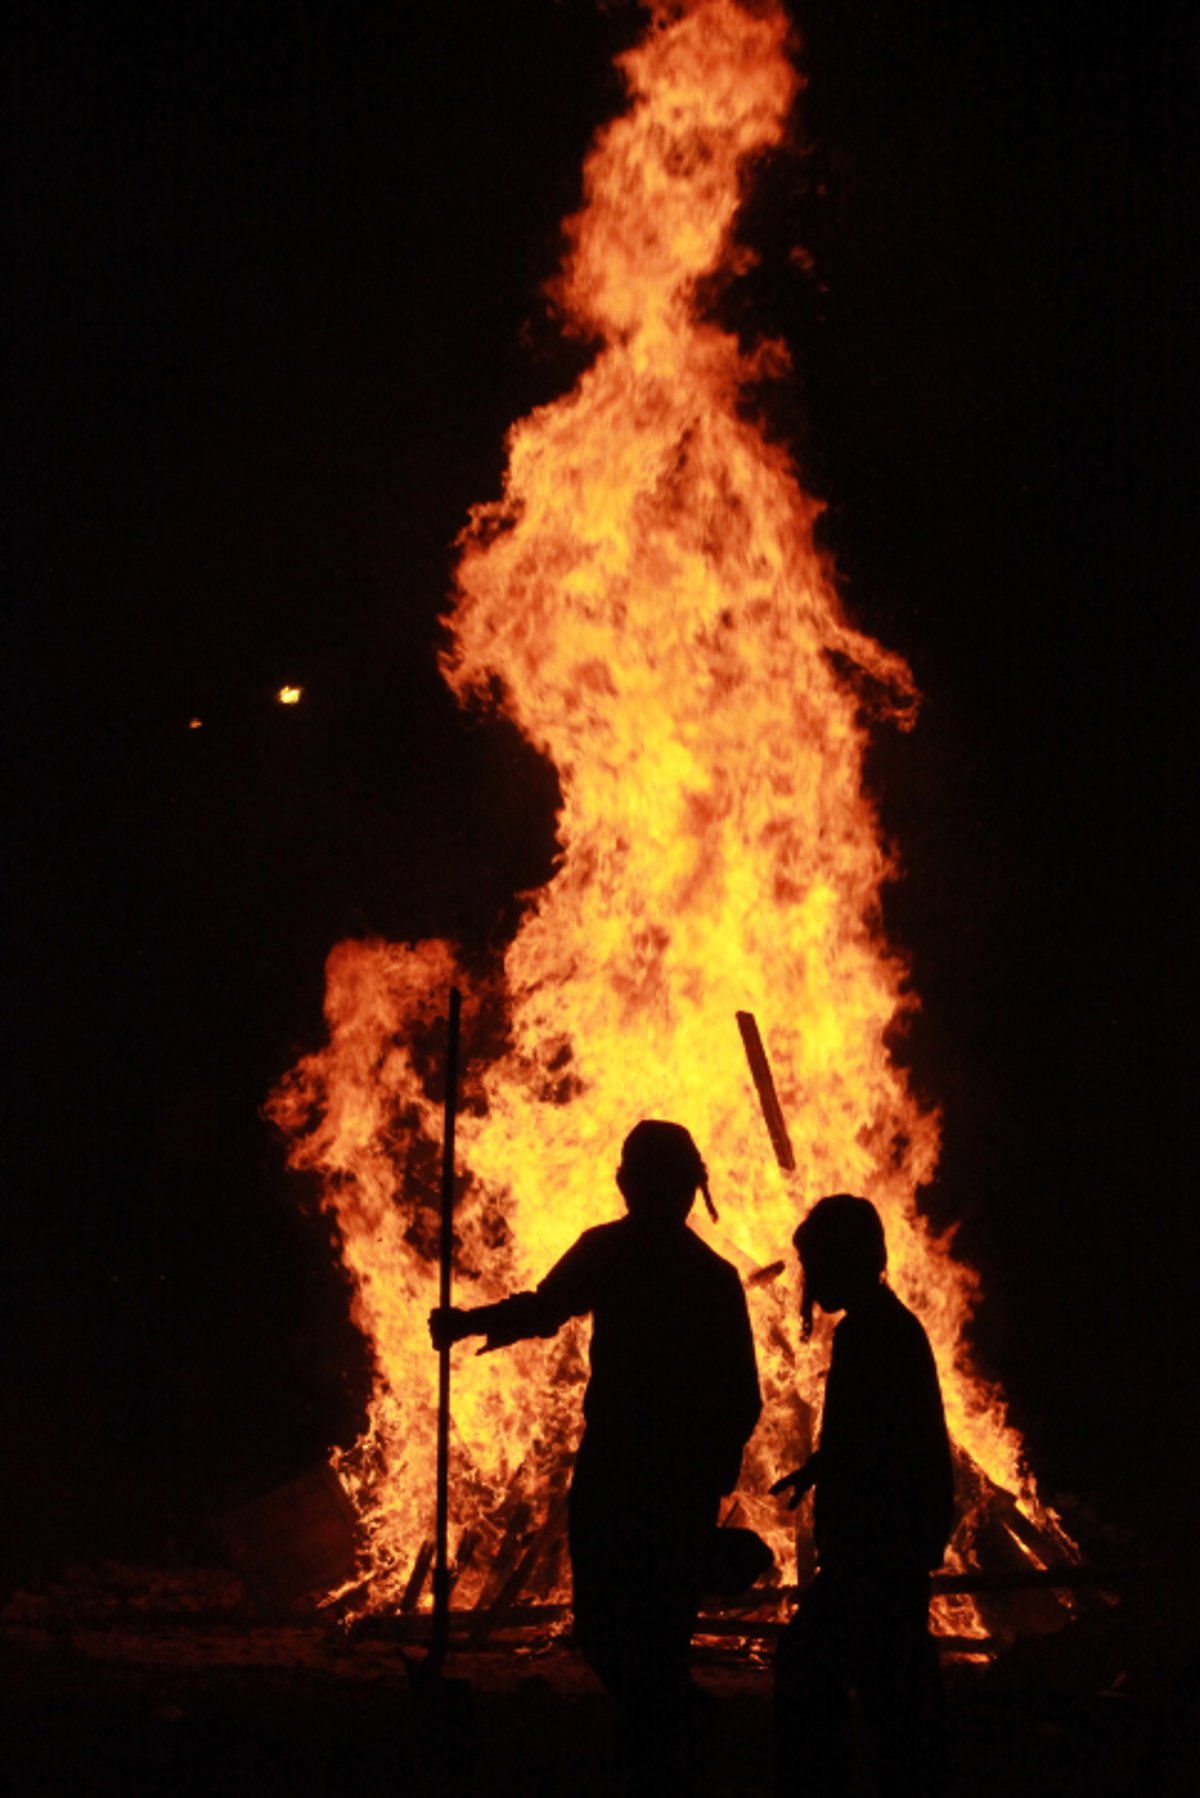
(770, 1459, 818, 1510)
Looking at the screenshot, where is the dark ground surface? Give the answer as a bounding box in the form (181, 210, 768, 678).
(4, 1566, 1198, 1796)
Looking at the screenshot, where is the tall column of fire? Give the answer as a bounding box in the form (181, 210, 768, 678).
(269, 0, 1065, 1618)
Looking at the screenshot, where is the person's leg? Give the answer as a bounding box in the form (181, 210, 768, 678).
(854, 1581, 945, 1797)
(571, 1475, 712, 1792)
(609, 1503, 708, 1791)
(773, 1576, 855, 1798)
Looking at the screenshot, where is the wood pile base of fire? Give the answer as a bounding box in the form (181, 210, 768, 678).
(343, 1563, 1146, 1666)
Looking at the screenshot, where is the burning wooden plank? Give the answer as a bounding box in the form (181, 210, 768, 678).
(470, 1489, 570, 1647)
(467, 1503, 532, 1644)
(400, 1539, 434, 1613)
(736, 1011, 796, 1172)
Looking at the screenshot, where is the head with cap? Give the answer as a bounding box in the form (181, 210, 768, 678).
(793, 1192, 886, 1339)
(616, 1120, 718, 1228)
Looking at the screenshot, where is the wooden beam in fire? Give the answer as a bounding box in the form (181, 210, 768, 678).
(736, 1011, 796, 1172)
(358, 1557, 1151, 1642)
(470, 1488, 570, 1648)
(465, 1502, 531, 1644)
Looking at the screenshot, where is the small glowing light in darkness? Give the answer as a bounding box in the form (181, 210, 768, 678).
(188, 717, 203, 730)
(277, 686, 303, 706)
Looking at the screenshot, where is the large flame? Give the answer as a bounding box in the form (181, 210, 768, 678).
(269, 0, 1066, 1623)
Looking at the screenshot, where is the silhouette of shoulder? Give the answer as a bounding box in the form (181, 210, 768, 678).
(538, 1216, 742, 1307)
(836, 1282, 928, 1341)
(822, 1287, 943, 1451)
(476, 1217, 749, 1351)
(817, 1284, 954, 1573)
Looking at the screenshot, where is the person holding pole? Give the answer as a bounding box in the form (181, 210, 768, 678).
(430, 1119, 761, 1788)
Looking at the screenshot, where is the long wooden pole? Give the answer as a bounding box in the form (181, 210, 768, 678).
(429, 985, 461, 1674)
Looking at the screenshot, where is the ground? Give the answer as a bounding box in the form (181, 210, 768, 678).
(3, 1567, 1196, 1795)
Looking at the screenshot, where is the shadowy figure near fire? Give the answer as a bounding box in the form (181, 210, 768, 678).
(773, 1194, 955, 1796)
(430, 1119, 761, 1788)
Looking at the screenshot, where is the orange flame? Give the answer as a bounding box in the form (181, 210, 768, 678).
(269, 0, 1068, 1620)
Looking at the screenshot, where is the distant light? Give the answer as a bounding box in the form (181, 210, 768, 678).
(277, 685, 303, 706)
(188, 717, 203, 730)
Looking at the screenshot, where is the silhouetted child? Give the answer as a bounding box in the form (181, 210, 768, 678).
(772, 1194, 954, 1796)
(430, 1119, 761, 1789)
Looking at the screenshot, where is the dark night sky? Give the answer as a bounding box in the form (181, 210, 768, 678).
(7, 1, 1197, 1577)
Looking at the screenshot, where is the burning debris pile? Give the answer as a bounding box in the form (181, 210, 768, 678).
(267, 0, 1073, 1637)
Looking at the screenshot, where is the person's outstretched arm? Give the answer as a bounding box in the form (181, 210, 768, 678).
(429, 1291, 559, 1352)
(770, 1453, 822, 1509)
(429, 1227, 600, 1353)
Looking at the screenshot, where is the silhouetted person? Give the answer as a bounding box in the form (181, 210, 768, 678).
(771, 1194, 954, 1796)
(430, 1120, 761, 1788)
